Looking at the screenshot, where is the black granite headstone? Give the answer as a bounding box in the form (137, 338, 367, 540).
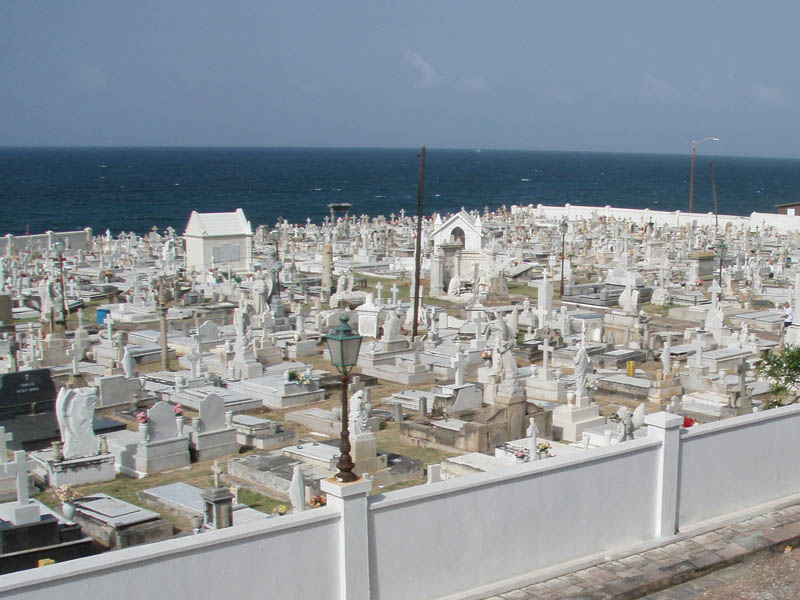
(0, 370, 57, 419)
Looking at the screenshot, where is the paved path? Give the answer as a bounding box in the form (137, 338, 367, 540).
(483, 503, 800, 599)
(645, 548, 800, 599)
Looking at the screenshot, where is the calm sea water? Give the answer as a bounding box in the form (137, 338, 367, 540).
(0, 147, 798, 236)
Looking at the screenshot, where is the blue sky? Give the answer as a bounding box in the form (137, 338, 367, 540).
(1, 2, 798, 157)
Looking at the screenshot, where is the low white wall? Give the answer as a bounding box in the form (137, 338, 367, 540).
(5, 405, 800, 600)
(368, 441, 661, 600)
(678, 404, 800, 528)
(511, 203, 800, 233)
(0, 508, 341, 600)
(0, 229, 93, 256)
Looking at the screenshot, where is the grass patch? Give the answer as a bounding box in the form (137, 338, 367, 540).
(375, 422, 464, 466)
(237, 488, 284, 513)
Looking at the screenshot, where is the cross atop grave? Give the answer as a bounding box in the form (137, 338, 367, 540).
(68, 342, 79, 375)
(104, 314, 114, 341)
(0, 451, 33, 505)
(538, 338, 553, 380)
(211, 460, 224, 488)
(189, 345, 202, 379)
(390, 283, 399, 305)
(0, 426, 13, 463)
(76, 308, 84, 331)
(451, 351, 467, 386)
(709, 279, 722, 306)
(472, 263, 480, 303)
(375, 281, 383, 305)
(694, 332, 704, 368)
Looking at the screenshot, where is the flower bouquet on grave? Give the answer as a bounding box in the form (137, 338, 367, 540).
(272, 504, 288, 516)
(480, 350, 492, 364)
(512, 449, 527, 460)
(136, 411, 150, 424)
(310, 494, 327, 508)
(286, 370, 299, 382)
(54, 484, 79, 503)
(173, 403, 185, 417)
(682, 416, 695, 428)
(297, 372, 312, 386)
(536, 441, 553, 457)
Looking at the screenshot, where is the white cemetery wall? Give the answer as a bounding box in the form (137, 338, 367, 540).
(509, 203, 780, 231)
(678, 403, 800, 528)
(0, 508, 340, 600)
(367, 440, 661, 600)
(7, 405, 800, 600)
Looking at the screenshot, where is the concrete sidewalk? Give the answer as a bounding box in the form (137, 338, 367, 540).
(481, 503, 800, 600)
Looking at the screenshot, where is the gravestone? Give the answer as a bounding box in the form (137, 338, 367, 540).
(190, 393, 237, 461)
(0, 370, 57, 419)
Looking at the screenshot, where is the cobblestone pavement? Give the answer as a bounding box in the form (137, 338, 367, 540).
(644, 548, 800, 599)
(482, 503, 800, 600)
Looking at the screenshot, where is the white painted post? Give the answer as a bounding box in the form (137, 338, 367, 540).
(320, 478, 373, 600)
(645, 412, 684, 538)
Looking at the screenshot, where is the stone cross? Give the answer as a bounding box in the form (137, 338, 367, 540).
(68, 342, 80, 375)
(211, 460, 223, 488)
(538, 338, 552, 380)
(390, 283, 399, 305)
(104, 314, 114, 340)
(694, 333, 704, 368)
(709, 279, 722, 307)
(189, 347, 202, 379)
(451, 352, 467, 386)
(0, 450, 32, 505)
(0, 426, 12, 463)
(472, 263, 480, 303)
(375, 281, 383, 305)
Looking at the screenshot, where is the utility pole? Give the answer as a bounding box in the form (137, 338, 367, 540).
(711, 160, 718, 232)
(412, 146, 425, 341)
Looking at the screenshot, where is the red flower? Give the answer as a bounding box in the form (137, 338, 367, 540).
(682, 416, 695, 428)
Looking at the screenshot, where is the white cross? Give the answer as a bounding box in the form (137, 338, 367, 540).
(539, 338, 552, 380)
(390, 283, 399, 305)
(694, 333, 704, 368)
(451, 351, 467, 386)
(0, 427, 12, 463)
(375, 281, 383, 304)
(104, 314, 114, 340)
(211, 460, 224, 488)
(0, 451, 32, 505)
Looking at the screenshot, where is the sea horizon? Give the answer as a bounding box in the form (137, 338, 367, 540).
(1, 147, 797, 237)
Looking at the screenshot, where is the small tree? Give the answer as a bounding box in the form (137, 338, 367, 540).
(755, 345, 800, 405)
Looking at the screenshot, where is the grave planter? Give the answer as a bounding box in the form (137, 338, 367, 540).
(61, 502, 76, 521)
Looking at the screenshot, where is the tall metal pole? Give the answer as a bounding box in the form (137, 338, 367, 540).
(689, 140, 697, 213)
(58, 254, 68, 329)
(335, 373, 357, 482)
(711, 160, 718, 232)
(412, 146, 425, 341)
(560, 231, 566, 297)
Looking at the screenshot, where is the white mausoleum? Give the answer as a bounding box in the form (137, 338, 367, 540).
(431, 209, 484, 252)
(184, 208, 253, 272)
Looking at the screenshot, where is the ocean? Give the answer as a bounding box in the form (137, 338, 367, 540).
(1, 147, 798, 236)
